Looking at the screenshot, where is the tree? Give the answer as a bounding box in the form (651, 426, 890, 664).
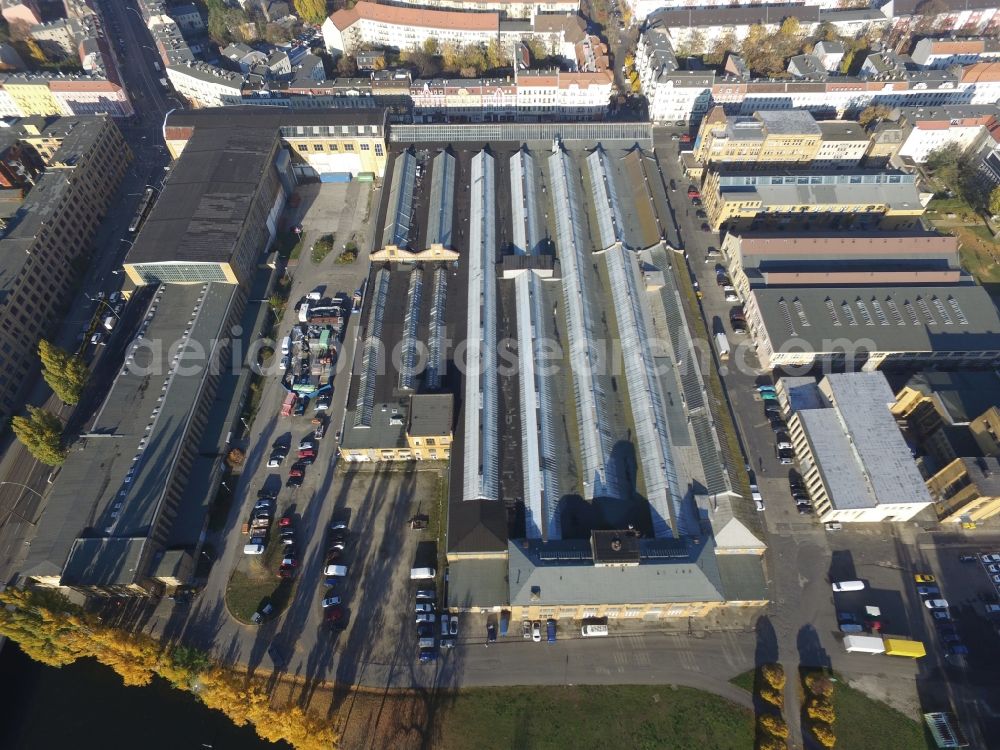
(705, 29, 737, 65)
(485, 39, 504, 71)
(11, 406, 66, 465)
(857, 104, 891, 127)
(630, 75, 642, 94)
(926, 142, 964, 195)
(808, 697, 836, 724)
(760, 687, 784, 707)
(812, 723, 837, 748)
(292, 0, 328, 25)
(988, 186, 1000, 216)
(38, 339, 88, 405)
(335, 54, 357, 76)
(761, 663, 786, 690)
(263, 23, 291, 45)
(759, 714, 789, 740)
(804, 672, 834, 698)
(422, 37, 441, 57)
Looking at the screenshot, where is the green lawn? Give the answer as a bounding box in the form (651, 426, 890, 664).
(956, 226, 1000, 284)
(730, 668, 755, 693)
(435, 685, 754, 750)
(831, 678, 929, 750)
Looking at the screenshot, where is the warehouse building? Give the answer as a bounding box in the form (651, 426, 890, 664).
(784, 372, 934, 524)
(22, 283, 243, 594)
(702, 169, 927, 232)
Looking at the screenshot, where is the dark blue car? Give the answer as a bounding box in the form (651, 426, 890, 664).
(546, 619, 556, 643)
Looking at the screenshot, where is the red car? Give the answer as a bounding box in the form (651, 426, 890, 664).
(288, 467, 304, 478)
(279, 515, 293, 527)
(324, 606, 344, 623)
(298, 449, 316, 459)
(277, 565, 296, 579)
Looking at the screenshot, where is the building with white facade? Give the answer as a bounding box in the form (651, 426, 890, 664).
(896, 104, 1000, 163)
(626, 0, 841, 23)
(784, 373, 935, 524)
(814, 120, 871, 167)
(911, 36, 1000, 69)
(378, 0, 578, 19)
(323, 2, 501, 56)
(166, 62, 244, 107)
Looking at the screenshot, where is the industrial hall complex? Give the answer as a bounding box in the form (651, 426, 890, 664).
(343, 127, 770, 622)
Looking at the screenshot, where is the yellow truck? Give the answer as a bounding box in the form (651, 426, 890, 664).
(883, 638, 926, 658)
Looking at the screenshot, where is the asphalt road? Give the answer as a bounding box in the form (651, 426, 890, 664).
(0, 0, 176, 585)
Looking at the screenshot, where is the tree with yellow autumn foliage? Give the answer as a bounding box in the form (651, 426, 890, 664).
(0, 588, 337, 750)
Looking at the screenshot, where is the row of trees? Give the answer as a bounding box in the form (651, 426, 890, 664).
(802, 670, 837, 748)
(0, 588, 339, 750)
(755, 663, 790, 750)
(685, 19, 882, 77)
(10, 339, 91, 466)
(400, 38, 508, 79)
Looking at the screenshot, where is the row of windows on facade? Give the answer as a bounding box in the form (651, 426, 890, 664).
(296, 141, 382, 155)
(283, 124, 381, 136)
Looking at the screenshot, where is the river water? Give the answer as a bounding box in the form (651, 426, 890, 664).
(0, 640, 289, 749)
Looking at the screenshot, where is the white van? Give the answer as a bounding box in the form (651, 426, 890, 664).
(831, 580, 866, 592)
(281, 336, 290, 355)
(581, 623, 609, 637)
(410, 567, 436, 580)
(324, 564, 348, 576)
(243, 544, 265, 555)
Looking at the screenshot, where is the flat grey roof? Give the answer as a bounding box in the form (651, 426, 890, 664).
(780, 376, 825, 412)
(756, 109, 822, 136)
(817, 120, 870, 141)
(23, 283, 237, 586)
(824, 372, 934, 507)
(797, 409, 878, 510)
(751, 284, 1000, 355)
(961, 457, 1000, 497)
(166, 106, 386, 131)
(447, 557, 509, 609)
(408, 393, 453, 437)
(507, 539, 730, 606)
(125, 125, 277, 267)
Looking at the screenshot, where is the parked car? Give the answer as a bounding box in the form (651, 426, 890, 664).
(267, 451, 287, 467)
(925, 599, 950, 610)
(959, 555, 977, 563)
(417, 623, 434, 638)
(778, 449, 794, 465)
(285, 474, 303, 488)
(914, 573, 936, 583)
(450, 617, 458, 636)
(416, 613, 436, 623)
(315, 394, 331, 411)
(546, 619, 557, 643)
(416, 590, 435, 601)
(981, 554, 1000, 564)
(531, 621, 542, 642)
(916, 586, 940, 596)
(250, 603, 273, 624)
(522, 620, 532, 639)
(277, 565, 295, 579)
(440, 614, 450, 635)
(776, 434, 792, 450)
(416, 603, 434, 613)
(321, 596, 341, 608)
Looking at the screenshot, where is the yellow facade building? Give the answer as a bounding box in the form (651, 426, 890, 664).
(702, 168, 927, 232)
(927, 457, 1000, 523)
(694, 106, 823, 166)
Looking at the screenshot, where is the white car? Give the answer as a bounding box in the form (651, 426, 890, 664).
(981, 554, 1000, 564)
(321, 596, 341, 608)
(416, 613, 436, 624)
(531, 621, 542, 642)
(925, 599, 949, 610)
(449, 617, 458, 636)
(415, 603, 434, 614)
(988, 565, 1000, 574)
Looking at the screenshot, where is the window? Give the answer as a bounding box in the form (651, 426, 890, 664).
(297, 144, 308, 151)
(313, 143, 324, 151)
(330, 143, 338, 151)
(360, 143, 370, 151)
(345, 143, 355, 151)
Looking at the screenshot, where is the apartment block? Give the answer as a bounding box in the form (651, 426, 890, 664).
(377, 0, 578, 19)
(0, 115, 130, 422)
(911, 36, 1000, 69)
(896, 104, 1000, 163)
(927, 457, 1000, 524)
